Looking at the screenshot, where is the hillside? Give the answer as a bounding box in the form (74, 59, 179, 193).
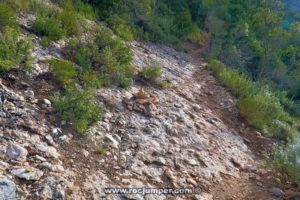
(0, 0, 300, 200)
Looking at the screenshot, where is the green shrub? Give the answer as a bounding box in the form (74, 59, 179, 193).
(159, 79, 172, 89)
(208, 59, 257, 97)
(41, 37, 51, 46)
(32, 17, 66, 41)
(73, 0, 96, 20)
(59, 11, 79, 36)
(117, 74, 133, 89)
(66, 26, 134, 88)
(142, 62, 162, 80)
(209, 59, 298, 141)
(1, 0, 30, 12)
(31, 1, 81, 41)
(0, 28, 32, 72)
(82, 71, 111, 88)
(237, 93, 295, 139)
(30, 0, 57, 18)
(49, 59, 77, 86)
(94, 28, 133, 68)
(187, 24, 202, 44)
(107, 15, 134, 41)
(0, 3, 18, 31)
(53, 88, 105, 134)
(53, 0, 74, 11)
(75, 46, 95, 70)
(267, 142, 300, 183)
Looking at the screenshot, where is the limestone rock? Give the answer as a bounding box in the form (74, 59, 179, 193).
(6, 143, 28, 161)
(0, 177, 17, 200)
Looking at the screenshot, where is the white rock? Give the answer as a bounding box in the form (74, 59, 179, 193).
(81, 149, 90, 158)
(6, 143, 28, 161)
(11, 167, 43, 181)
(105, 134, 119, 149)
(43, 99, 51, 106)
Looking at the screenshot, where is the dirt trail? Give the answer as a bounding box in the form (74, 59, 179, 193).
(184, 43, 281, 200)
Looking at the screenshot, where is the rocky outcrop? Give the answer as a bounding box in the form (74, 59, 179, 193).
(123, 88, 160, 117)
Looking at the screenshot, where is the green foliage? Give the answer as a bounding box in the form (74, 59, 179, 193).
(159, 79, 172, 90)
(117, 74, 133, 89)
(0, 28, 32, 72)
(0, 3, 18, 31)
(82, 71, 111, 88)
(30, 0, 57, 18)
(97, 146, 106, 155)
(32, 17, 66, 41)
(142, 62, 162, 80)
(1, 0, 30, 12)
(186, 24, 202, 44)
(49, 59, 77, 86)
(59, 11, 79, 36)
(208, 59, 298, 141)
(89, 0, 201, 45)
(66, 27, 134, 88)
(53, 88, 105, 134)
(106, 15, 134, 41)
(73, 0, 96, 19)
(267, 142, 300, 183)
(31, 0, 82, 41)
(41, 37, 51, 46)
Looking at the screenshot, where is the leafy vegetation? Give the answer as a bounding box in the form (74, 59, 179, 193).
(0, 3, 18, 31)
(31, 0, 83, 42)
(267, 142, 300, 183)
(65, 27, 134, 89)
(208, 59, 297, 141)
(49, 59, 77, 86)
(53, 88, 105, 134)
(142, 62, 162, 80)
(159, 79, 172, 90)
(0, 29, 32, 72)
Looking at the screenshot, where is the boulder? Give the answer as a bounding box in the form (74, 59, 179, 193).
(0, 177, 17, 200)
(6, 143, 28, 161)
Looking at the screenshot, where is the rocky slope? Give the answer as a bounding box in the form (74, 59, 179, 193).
(0, 25, 286, 200)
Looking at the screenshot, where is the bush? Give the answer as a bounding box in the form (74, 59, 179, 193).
(32, 17, 66, 41)
(53, 88, 105, 134)
(142, 62, 162, 80)
(117, 74, 133, 89)
(59, 11, 79, 36)
(267, 142, 300, 184)
(208, 60, 257, 96)
(82, 71, 111, 88)
(187, 24, 202, 44)
(75, 46, 95, 70)
(159, 79, 172, 89)
(0, 28, 32, 72)
(208, 59, 298, 141)
(30, 0, 57, 18)
(66, 26, 134, 88)
(31, 1, 81, 41)
(49, 59, 77, 86)
(1, 0, 30, 12)
(73, 0, 96, 19)
(94, 28, 133, 68)
(0, 3, 18, 31)
(106, 15, 134, 41)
